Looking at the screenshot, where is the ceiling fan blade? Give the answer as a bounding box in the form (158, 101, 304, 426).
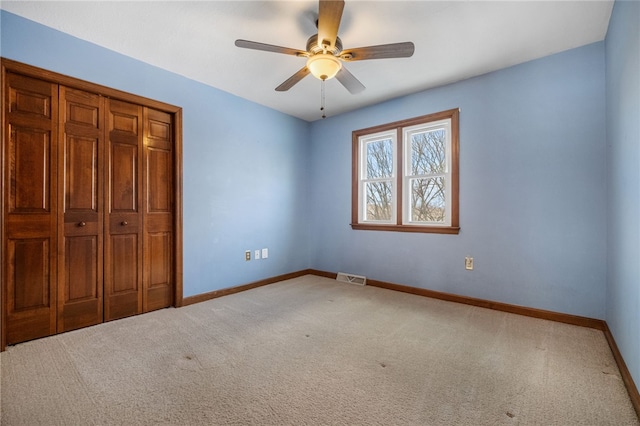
(235, 39, 307, 57)
(336, 66, 365, 94)
(341, 42, 415, 61)
(317, 0, 344, 51)
(275, 67, 311, 91)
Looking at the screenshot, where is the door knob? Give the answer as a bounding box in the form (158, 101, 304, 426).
(78, 221, 86, 227)
(121, 221, 128, 226)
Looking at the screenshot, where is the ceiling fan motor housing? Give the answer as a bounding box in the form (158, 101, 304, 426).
(307, 34, 343, 56)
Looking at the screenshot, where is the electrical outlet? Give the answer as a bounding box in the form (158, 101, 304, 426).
(255, 249, 261, 260)
(465, 256, 474, 270)
(245, 250, 251, 261)
(261, 248, 268, 259)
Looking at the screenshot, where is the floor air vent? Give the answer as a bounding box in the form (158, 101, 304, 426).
(336, 272, 366, 286)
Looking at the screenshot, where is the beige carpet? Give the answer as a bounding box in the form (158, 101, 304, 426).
(1, 275, 638, 425)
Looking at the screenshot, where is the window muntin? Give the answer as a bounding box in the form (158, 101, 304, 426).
(352, 109, 459, 234)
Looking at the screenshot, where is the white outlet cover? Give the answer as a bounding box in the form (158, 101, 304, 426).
(465, 257, 474, 270)
(262, 248, 268, 259)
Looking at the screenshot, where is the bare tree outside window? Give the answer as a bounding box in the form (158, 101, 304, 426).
(409, 130, 446, 222)
(365, 139, 393, 221)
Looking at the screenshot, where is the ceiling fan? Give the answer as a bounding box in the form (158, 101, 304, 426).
(235, 0, 415, 95)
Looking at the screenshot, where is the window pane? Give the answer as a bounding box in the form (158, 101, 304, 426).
(365, 180, 393, 221)
(411, 129, 446, 175)
(410, 177, 445, 222)
(366, 139, 393, 179)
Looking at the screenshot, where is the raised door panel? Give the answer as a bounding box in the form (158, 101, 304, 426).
(7, 74, 53, 120)
(111, 143, 137, 212)
(8, 239, 50, 311)
(5, 238, 55, 343)
(61, 235, 100, 330)
(9, 128, 50, 213)
(147, 149, 171, 213)
(104, 99, 143, 321)
(106, 233, 140, 320)
(65, 136, 98, 211)
(143, 108, 173, 312)
(145, 231, 172, 311)
(3, 73, 58, 346)
(57, 87, 103, 332)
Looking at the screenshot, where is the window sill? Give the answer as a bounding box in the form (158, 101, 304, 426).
(350, 223, 460, 234)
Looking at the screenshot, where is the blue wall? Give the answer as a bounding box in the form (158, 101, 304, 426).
(0, 11, 311, 297)
(309, 43, 607, 319)
(606, 0, 640, 395)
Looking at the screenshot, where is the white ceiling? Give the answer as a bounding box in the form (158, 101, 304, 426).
(1, 1, 614, 122)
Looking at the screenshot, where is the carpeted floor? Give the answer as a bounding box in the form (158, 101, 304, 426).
(1, 274, 638, 425)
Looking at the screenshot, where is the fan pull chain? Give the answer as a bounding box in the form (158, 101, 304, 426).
(320, 78, 327, 119)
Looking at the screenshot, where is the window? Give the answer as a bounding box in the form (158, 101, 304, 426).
(351, 109, 459, 234)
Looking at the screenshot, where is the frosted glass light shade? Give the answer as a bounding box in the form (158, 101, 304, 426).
(306, 54, 342, 81)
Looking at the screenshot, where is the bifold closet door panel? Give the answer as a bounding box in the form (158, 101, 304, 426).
(57, 87, 104, 332)
(143, 108, 174, 312)
(3, 73, 59, 345)
(104, 99, 143, 321)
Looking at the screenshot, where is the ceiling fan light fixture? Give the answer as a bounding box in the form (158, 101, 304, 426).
(306, 53, 342, 81)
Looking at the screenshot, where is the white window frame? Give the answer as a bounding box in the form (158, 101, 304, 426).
(358, 130, 397, 224)
(402, 119, 452, 226)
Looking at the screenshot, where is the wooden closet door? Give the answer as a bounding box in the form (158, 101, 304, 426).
(104, 99, 143, 321)
(143, 108, 174, 312)
(2, 73, 59, 345)
(57, 87, 104, 332)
